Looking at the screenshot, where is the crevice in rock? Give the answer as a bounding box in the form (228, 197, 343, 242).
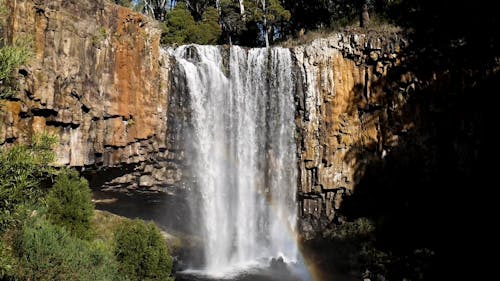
(81, 104, 90, 113)
(45, 120, 79, 128)
(31, 108, 58, 117)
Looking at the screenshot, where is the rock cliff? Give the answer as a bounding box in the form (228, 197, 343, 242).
(1, 0, 182, 191)
(292, 32, 410, 236)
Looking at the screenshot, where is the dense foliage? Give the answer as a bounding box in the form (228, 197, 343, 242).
(46, 169, 94, 240)
(0, 239, 15, 279)
(13, 216, 120, 281)
(161, 3, 221, 45)
(111, 0, 405, 47)
(114, 219, 174, 281)
(0, 138, 175, 281)
(0, 134, 57, 232)
(114, 0, 300, 46)
(0, 39, 31, 99)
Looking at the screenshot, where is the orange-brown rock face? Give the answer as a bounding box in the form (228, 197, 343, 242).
(293, 33, 408, 235)
(1, 0, 171, 170)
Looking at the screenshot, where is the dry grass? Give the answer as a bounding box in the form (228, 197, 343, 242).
(92, 210, 126, 242)
(92, 210, 183, 253)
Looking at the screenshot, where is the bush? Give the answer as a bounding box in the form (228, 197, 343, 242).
(324, 217, 375, 241)
(13, 216, 120, 281)
(0, 133, 57, 232)
(46, 169, 94, 240)
(114, 219, 173, 281)
(1, 0, 32, 99)
(0, 36, 32, 99)
(0, 239, 16, 280)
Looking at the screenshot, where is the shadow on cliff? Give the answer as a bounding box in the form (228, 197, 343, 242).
(312, 2, 495, 280)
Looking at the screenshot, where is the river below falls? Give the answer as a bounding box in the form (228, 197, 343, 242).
(92, 190, 312, 281)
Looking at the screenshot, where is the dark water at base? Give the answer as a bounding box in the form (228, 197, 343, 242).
(92, 190, 312, 281)
(92, 190, 191, 235)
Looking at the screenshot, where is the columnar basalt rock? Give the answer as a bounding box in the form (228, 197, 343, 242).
(0, 0, 183, 191)
(293, 32, 409, 237)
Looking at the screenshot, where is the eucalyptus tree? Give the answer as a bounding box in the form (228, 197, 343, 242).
(245, 0, 290, 47)
(142, 0, 173, 21)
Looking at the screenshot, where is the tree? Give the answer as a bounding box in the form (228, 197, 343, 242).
(162, 2, 221, 45)
(142, 0, 171, 21)
(114, 219, 173, 281)
(185, 0, 217, 20)
(46, 169, 94, 240)
(161, 2, 197, 44)
(196, 7, 222, 44)
(220, 0, 245, 44)
(360, 1, 370, 27)
(245, 0, 290, 47)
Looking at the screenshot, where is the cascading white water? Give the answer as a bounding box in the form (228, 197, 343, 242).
(172, 45, 297, 275)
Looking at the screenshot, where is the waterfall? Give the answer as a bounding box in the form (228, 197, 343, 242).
(171, 45, 297, 274)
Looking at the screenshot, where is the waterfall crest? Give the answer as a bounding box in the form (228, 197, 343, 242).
(172, 45, 297, 274)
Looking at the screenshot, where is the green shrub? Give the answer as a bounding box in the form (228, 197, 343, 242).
(0, 36, 32, 99)
(46, 169, 94, 240)
(0, 133, 57, 232)
(13, 216, 120, 281)
(114, 219, 173, 281)
(1, 0, 32, 99)
(0, 239, 16, 280)
(324, 217, 375, 241)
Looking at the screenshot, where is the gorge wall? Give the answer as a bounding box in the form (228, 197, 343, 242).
(294, 33, 410, 236)
(2, 0, 484, 240)
(1, 0, 182, 191)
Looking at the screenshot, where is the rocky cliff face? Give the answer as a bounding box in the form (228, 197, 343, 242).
(292, 33, 410, 236)
(293, 28, 486, 241)
(1, 0, 182, 191)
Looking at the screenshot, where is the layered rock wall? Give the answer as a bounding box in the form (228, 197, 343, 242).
(293, 33, 410, 235)
(1, 0, 182, 191)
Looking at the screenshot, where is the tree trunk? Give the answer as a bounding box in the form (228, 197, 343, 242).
(261, 0, 269, 47)
(360, 3, 370, 27)
(264, 26, 269, 48)
(215, 0, 220, 13)
(239, 0, 245, 15)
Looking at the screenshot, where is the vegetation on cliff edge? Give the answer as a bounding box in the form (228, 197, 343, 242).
(0, 0, 32, 100)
